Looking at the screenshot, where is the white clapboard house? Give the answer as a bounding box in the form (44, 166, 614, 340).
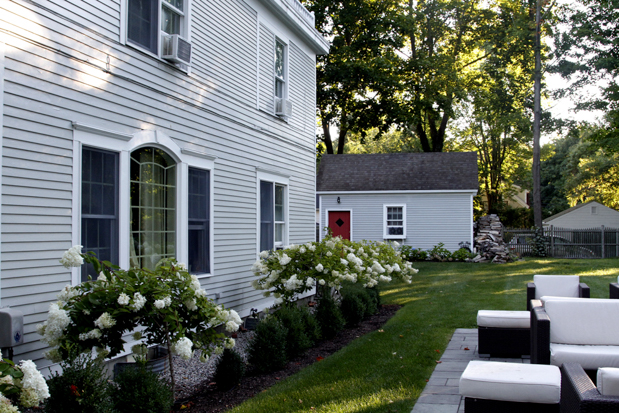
(317, 153, 479, 251)
(0, 0, 328, 368)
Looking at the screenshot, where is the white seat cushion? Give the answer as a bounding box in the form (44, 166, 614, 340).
(534, 274, 580, 299)
(545, 299, 619, 345)
(459, 361, 561, 404)
(477, 310, 530, 329)
(598, 368, 619, 397)
(551, 343, 619, 370)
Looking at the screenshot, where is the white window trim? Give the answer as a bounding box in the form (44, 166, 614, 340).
(383, 204, 406, 240)
(120, 0, 192, 66)
(274, 37, 289, 102)
(256, 169, 290, 256)
(72, 126, 215, 285)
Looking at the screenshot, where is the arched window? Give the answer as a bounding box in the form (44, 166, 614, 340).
(130, 147, 176, 269)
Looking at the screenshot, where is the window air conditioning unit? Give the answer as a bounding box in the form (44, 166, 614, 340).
(275, 97, 293, 117)
(162, 34, 192, 66)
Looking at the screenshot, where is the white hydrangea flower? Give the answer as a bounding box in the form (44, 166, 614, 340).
(199, 352, 209, 362)
(326, 251, 333, 257)
(132, 292, 146, 312)
(372, 261, 386, 274)
(94, 312, 116, 329)
(117, 293, 130, 306)
(132, 331, 142, 341)
(340, 258, 348, 266)
(299, 246, 306, 254)
(154, 299, 166, 309)
(213, 346, 224, 356)
(0, 393, 18, 413)
(97, 272, 107, 282)
(19, 359, 50, 404)
(95, 346, 110, 358)
(319, 279, 326, 286)
(259, 250, 269, 259)
(379, 275, 392, 283)
(224, 337, 235, 349)
(315, 263, 324, 272)
(279, 253, 292, 266)
(184, 298, 197, 311)
(325, 240, 335, 249)
(57, 285, 79, 303)
(227, 309, 242, 325)
(39, 303, 70, 346)
(78, 329, 102, 341)
(195, 288, 207, 298)
(163, 296, 172, 306)
(59, 245, 83, 269)
(173, 337, 194, 360)
(274, 297, 284, 305)
(308, 244, 316, 252)
(305, 277, 315, 287)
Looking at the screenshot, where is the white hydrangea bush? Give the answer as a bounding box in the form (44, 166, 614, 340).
(38, 249, 241, 364)
(0, 358, 50, 411)
(251, 235, 418, 304)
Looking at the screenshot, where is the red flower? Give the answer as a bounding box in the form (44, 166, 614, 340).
(70, 385, 80, 396)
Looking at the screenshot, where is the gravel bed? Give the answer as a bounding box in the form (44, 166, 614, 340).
(166, 330, 254, 400)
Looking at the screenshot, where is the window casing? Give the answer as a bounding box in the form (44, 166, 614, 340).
(274, 40, 287, 99)
(383, 205, 406, 240)
(259, 180, 287, 252)
(188, 167, 210, 274)
(126, 0, 188, 57)
(81, 147, 119, 281)
(73, 127, 214, 285)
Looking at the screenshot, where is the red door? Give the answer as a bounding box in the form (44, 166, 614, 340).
(328, 211, 351, 240)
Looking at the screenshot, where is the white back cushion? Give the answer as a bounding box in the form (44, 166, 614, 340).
(534, 275, 580, 299)
(598, 368, 619, 397)
(545, 299, 619, 345)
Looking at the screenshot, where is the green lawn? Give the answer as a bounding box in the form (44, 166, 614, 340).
(228, 258, 619, 413)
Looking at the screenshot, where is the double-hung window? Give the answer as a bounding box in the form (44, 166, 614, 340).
(126, 0, 188, 57)
(81, 147, 119, 281)
(383, 205, 406, 239)
(188, 167, 210, 274)
(260, 181, 287, 252)
(274, 40, 286, 99)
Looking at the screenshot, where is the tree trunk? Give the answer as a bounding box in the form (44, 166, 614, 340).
(322, 121, 334, 155)
(532, 0, 543, 227)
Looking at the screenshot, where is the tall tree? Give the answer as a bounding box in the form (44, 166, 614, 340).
(397, 0, 495, 152)
(303, 0, 403, 154)
(452, 0, 536, 212)
(552, 0, 619, 152)
(542, 124, 619, 211)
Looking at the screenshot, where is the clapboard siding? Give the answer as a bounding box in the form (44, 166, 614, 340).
(191, 0, 257, 104)
(320, 193, 473, 251)
(258, 23, 275, 113)
(2, 0, 322, 368)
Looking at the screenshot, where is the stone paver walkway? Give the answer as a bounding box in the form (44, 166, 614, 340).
(410, 328, 530, 413)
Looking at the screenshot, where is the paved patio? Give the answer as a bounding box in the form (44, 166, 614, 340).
(410, 328, 530, 413)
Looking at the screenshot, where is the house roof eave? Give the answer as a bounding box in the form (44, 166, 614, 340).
(259, 0, 330, 55)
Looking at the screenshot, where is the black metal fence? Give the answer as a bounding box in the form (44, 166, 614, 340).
(503, 226, 619, 258)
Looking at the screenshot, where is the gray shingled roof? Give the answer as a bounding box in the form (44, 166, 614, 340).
(316, 152, 478, 192)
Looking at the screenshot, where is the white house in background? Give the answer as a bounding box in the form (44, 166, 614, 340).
(543, 201, 619, 229)
(316, 152, 479, 251)
(0, 0, 328, 368)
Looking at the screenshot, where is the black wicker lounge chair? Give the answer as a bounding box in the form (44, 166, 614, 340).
(561, 363, 619, 413)
(527, 275, 590, 310)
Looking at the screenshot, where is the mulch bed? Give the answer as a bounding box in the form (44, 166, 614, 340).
(173, 304, 401, 413)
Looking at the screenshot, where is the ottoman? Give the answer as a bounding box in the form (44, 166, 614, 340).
(477, 310, 530, 356)
(459, 361, 560, 412)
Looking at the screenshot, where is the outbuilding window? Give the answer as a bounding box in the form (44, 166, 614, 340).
(383, 205, 406, 239)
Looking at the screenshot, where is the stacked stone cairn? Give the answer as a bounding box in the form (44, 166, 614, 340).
(472, 215, 513, 263)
